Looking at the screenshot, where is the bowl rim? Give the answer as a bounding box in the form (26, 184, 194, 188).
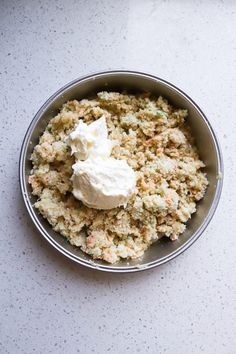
(19, 70, 224, 273)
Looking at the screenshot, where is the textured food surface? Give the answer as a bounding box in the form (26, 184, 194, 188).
(29, 92, 208, 264)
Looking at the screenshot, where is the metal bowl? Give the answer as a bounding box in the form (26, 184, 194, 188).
(19, 71, 223, 272)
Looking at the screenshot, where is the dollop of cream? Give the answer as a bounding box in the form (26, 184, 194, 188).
(72, 157, 136, 210)
(67, 116, 136, 210)
(67, 115, 115, 160)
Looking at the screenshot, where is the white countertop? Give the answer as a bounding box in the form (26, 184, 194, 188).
(1, 1, 235, 353)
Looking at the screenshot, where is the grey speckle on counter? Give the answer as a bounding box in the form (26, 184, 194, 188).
(0, 0, 236, 353)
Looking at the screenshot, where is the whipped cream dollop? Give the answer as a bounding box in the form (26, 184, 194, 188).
(68, 116, 136, 210)
(67, 115, 115, 160)
(72, 157, 136, 209)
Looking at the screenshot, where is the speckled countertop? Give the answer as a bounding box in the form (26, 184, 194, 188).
(0, 1, 235, 353)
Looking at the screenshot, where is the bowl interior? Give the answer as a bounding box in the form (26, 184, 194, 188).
(21, 72, 222, 271)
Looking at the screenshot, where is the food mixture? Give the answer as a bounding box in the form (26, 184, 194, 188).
(29, 92, 208, 264)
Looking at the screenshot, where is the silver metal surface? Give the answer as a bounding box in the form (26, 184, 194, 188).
(19, 71, 223, 272)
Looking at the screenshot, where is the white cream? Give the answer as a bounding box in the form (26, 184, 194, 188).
(72, 157, 136, 210)
(68, 116, 136, 209)
(67, 115, 115, 160)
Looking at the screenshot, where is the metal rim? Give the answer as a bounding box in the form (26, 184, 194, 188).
(19, 70, 224, 273)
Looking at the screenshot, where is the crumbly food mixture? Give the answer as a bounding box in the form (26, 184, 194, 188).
(29, 92, 208, 264)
